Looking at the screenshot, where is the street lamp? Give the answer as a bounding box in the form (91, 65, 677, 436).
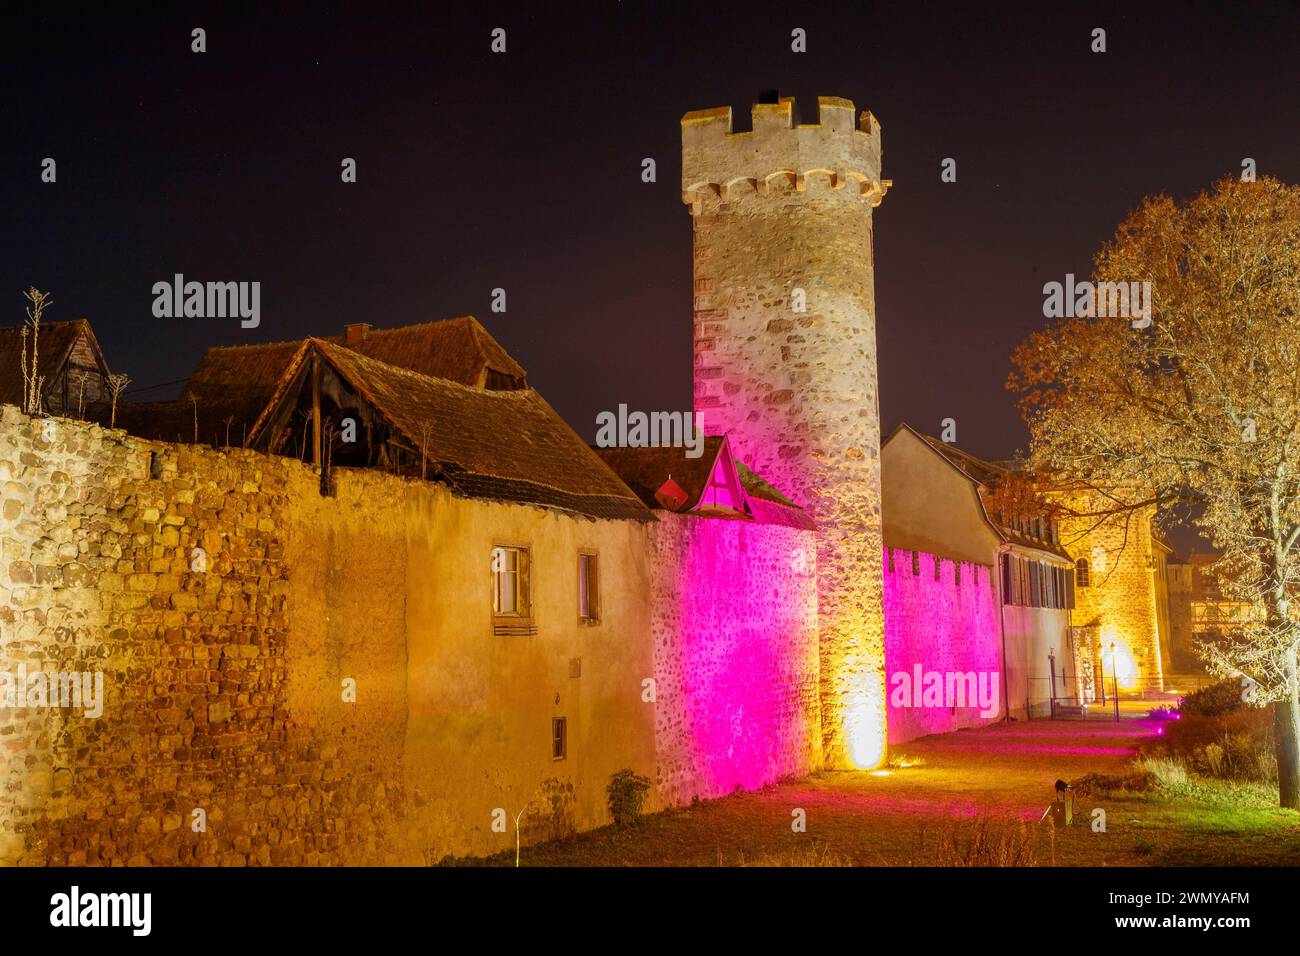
(1109, 641, 1120, 715)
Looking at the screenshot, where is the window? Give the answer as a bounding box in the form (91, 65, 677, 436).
(492, 545, 534, 634)
(578, 552, 599, 624)
(551, 717, 567, 760)
(954, 562, 961, 586)
(912, 551, 920, 576)
(887, 548, 895, 572)
(1075, 558, 1090, 589)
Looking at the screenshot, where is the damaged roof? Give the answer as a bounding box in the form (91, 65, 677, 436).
(0, 319, 110, 407)
(249, 338, 653, 522)
(166, 316, 528, 443)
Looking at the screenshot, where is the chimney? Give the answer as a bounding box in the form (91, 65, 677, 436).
(344, 323, 372, 344)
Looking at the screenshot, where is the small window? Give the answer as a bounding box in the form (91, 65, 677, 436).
(934, 556, 941, 581)
(1075, 558, 1090, 589)
(551, 717, 567, 760)
(954, 562, 961, 586)
(492, 546, 534, 634)
(887, 548, 895, 572)
(578, 552, 599, 624)
(912, 551, 920, 576)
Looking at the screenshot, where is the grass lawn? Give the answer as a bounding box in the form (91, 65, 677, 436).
(453, 718, 1300, 866)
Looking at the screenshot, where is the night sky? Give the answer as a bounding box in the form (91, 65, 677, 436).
(4, 3, 1299, 473)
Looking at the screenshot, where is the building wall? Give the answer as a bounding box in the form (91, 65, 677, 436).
(1152, 545, 1174, 676)
(1059, 492, 1165, 692)
(881, 427, 1003, 565)
(0, 405, 404, 866)
(0, 405, 818, 866)
(883, 550, 1002, 744)
(1000, 601, 1073, 720)
(649, 512, 820, 804)
(683, 96, 890, 768)
(1165, 562, 1196, 671)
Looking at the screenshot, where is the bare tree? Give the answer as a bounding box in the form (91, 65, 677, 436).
(73, 371, 88, 418)
(20, 287, 52, 414)
(417, 422, 434, 480)
(105, 372, 131, 428)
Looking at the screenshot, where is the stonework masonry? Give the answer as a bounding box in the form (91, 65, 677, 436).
(1059, 490, 1165, 693)
(0, 406, 818, 865)
(883, 550, 1003, 744)
(683, 95, 890, 767)
(649, 511, 820, 803)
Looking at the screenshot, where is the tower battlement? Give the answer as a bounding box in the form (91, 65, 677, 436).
(681, 96, 889, 213)
(681, 93, 889, 771)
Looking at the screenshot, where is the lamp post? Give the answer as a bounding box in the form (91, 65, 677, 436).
(1099, 641, 1107, 705)
(1109, 641, 1120, 721)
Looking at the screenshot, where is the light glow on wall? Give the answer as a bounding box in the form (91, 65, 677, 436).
(1105, 633, 1139, 690)
(883, 550, 1002, 745)
(845, 689, 887, 769)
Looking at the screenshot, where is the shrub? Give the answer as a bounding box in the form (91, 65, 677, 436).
(1072, 769, 1153, 797)
(1136, 756, 1190, 791)
(606, 769, 652, 826)
(1181, 680, 1245, 717)
(1141, 706, 1276, 783)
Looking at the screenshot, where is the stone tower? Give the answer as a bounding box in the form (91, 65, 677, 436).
(681, 95, 890, 769)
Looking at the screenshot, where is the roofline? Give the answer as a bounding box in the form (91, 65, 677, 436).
(884, 421, 1010, 546)
(246, 338, 652, 520)
(197, 315, 491, 353)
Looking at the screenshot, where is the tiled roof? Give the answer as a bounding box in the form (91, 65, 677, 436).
(919, 433, 1010, 486)
(593, 440, 722, 511)
(249, 339, 652, 523)
(170, 316, 528, 444)
(892, 423, 1073, 561)
(0, 319, 107, 407)
(594, 438, 815, 529)
(97, 316, 526, 445)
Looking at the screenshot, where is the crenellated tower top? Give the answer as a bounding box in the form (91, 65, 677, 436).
(681, 95, 890, 215)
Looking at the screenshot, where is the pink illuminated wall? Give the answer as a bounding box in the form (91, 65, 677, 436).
(648, 511, 820, 804)
(883, 549, 1004, 745)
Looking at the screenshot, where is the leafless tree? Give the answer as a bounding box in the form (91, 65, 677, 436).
(105, 372, 130, 428)
(20, 287, 52, 414)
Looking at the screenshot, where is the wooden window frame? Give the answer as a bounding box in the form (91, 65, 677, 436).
(491, 544, 536, 636)
(551, 717, 567, 761)
(578, 550, 600, 625)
